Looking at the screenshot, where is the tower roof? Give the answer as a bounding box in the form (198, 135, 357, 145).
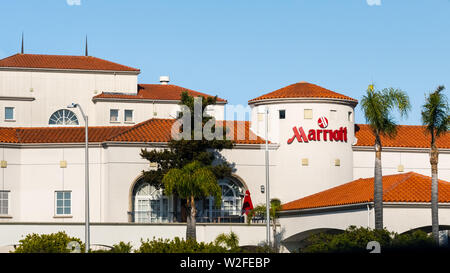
(249, 82, 357, 104)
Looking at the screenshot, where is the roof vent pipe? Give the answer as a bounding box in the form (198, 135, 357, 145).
(160, 76, 170, 85)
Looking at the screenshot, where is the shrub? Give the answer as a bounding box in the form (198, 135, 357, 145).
(136, 237, 229, 253)
(390, 230, 434, 251)
(214, 232, 240, 252)
(300, 226, 436, 253)
(13, 232, 85, 253)
(91, 242, 133, 253)
(301, 226, 393, 253)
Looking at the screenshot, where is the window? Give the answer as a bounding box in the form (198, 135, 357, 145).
(279, 110, 286, 119)
(124, 110, 134, 123)
(133, 182, 169, 223)
(110, 109, 119, 122)
(196, 178, 245, 223)
(49, 110, 79, 126)
(55, 191, 71, 216)
(304, 109, 313, 119)
(5, 107, 14, 121)
(0, 191, 9, 215)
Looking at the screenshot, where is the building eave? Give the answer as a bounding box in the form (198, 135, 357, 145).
(0, 67, 140, 75)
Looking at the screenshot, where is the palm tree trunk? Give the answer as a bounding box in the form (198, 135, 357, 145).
(374, 134, 383, 230)
(430, 142, 439, 246)
(186, 196, 197, 241)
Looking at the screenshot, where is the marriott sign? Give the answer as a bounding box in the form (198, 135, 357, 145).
(287, 117, 348, 144)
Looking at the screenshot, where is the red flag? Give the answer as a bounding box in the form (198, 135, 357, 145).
(242, 190, 254, 215)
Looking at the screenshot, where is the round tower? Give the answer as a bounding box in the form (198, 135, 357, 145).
(249, 82, 358, 203)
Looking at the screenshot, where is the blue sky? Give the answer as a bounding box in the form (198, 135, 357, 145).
(0, 0, 449, 124)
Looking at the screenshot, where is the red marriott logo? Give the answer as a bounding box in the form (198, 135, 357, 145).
(287, 117, 348, 144)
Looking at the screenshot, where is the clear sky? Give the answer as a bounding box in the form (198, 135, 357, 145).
(0, 0, 449, 125)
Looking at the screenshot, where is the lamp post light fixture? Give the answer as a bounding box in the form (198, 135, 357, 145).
(67, 103, 90, 253)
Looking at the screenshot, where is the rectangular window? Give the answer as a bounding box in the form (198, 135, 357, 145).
(279, 110, 286, 119)
(110, 109, 119, 122)
(0, 191, 9, 215)
(304, 109, 313, 120)
(348, 111, 353, 122)
(55, 191, 71, 216)
(5, 107, 14, 121)
(124, 110, 134, 122)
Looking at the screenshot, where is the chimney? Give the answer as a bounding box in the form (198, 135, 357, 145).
(160, 76, 170, 85)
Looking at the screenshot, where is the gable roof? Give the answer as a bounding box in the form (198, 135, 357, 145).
(249, 82, 357, 104)
(0, 54, 140, 72)
(282, 172, 450, 211)
(93, 84, 227, 103)
(0, 119, 265, 145)
(355, 124, 450, 149)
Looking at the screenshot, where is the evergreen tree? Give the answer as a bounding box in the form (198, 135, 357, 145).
(140, 91, 234, 240)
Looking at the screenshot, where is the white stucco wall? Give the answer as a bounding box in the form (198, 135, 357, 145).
(249, 100, 356, 203)
(353, 148, 450, 182)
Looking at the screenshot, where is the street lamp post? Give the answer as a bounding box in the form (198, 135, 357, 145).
(265, 106, 270, 248)
(68, 103, 90, 253)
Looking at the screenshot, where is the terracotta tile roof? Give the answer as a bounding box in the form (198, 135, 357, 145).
(0, 54, 140, 72)
(93, 84, 227, 102)
(355, 124, 450, 149)
(282, 172, 450, 211)
(109, 119, 266, 144)
(0, 128, 19, 143)
(0, 126, 129, 144)
(0, 119, 265, 144)
(249, 82, 357, 103)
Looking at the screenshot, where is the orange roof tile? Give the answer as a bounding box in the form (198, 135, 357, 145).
(282, 172, 450, 211)
(0, 54, 140, 72)
(0, 126, 129, 144)
(0, 119, 265, 144)
(94, 84, 227, 102)
(249, 82, 357, 103)
(355, 124, 450, 149)
(0, 128, 19, 143)
(109, 119, 266, 144)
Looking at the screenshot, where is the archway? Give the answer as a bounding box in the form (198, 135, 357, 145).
(281, 228, 345, 253)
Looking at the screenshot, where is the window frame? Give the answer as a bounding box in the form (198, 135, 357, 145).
(0, 191, 10, 216)
(124, 109, 134, 123)
(110, 109, 120, 123)
(4, 107, 15, 122)
(55, 191, 72, 216)
(49, 109, 79, 126)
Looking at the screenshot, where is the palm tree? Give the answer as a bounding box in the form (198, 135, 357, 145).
(247, 198, 282, 251)
(361, 84, 411, 230)
(162, 161, 221, 241)
(421, 85, 449, 246)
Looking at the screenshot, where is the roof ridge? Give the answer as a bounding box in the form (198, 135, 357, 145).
(382, 172, 415, 195)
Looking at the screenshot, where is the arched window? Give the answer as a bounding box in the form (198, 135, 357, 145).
(133, 181, 170, 223)
(49, 109, 79, 126)
(196, 178, 245, 223)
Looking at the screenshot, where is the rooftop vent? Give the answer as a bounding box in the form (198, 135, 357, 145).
(160, 76, 170, 85)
